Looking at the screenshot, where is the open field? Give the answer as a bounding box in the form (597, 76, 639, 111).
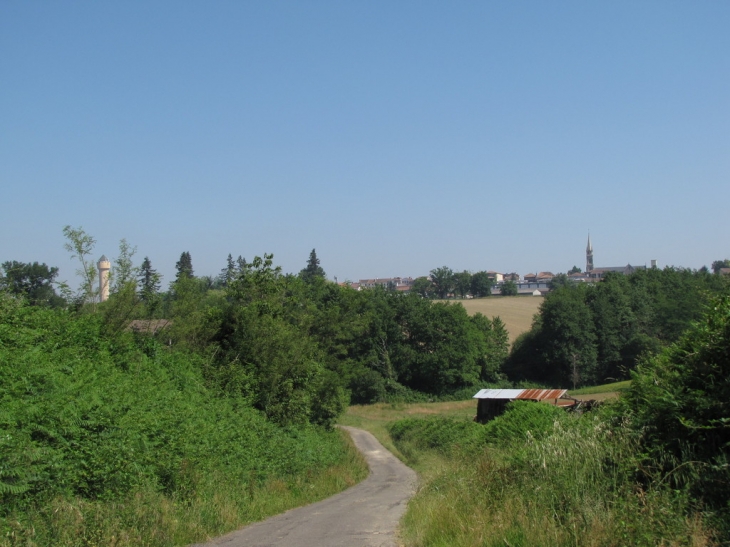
(339, 401, 477, 458)
(439, 296, 542, 343)
(571, 380, 631, 395)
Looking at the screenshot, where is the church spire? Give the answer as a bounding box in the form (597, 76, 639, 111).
(586, 233, 594, 272)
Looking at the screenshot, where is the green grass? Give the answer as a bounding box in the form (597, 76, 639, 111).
(2, 428, 368, 547)
(341, 399, 716, 547)
(339, 401, 476, 461)
(571, 380, 631, 395)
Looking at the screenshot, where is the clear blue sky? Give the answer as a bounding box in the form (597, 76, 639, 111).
(2, 1, 729, 287)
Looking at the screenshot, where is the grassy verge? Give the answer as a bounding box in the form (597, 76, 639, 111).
(341, 400, 717, 547)
(2, 429, 367, 547)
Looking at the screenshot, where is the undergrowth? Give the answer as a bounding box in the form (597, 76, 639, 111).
(388, 402, 718, 546)
(0, 297, 367, 546)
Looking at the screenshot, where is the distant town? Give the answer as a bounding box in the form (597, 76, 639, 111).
(340, 235, 661, 296)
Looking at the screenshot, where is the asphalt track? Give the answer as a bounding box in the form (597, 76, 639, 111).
(191, 426, 417, 547)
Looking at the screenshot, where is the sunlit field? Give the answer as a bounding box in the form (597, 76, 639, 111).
(440, 296, 542, 344)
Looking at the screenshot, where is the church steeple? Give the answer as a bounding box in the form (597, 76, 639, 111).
(586, 234, 594, 272)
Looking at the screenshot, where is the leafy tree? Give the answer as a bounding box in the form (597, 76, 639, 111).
(111, 238, 138, 294)
(411, 276, 433, 298)
(394, 297, 484, 393)
(175, 251, 194, 281)
(548, 273, 571, 290)
(470, 313, 509, 381)
(505, 267, 729, 387)
(500, 280, 518, 296)
(502, 327, 546, 383)
(430, 266, 454, 299)
(709, 260, 725, 274)
(623, 294, 730, 519)
(62, 225, 98, 305)
(453, 270, 472, 298)
(568, 265, 582, 274)
(348, 368, 387, 404)
(168, 274, 223, 352)
(216, 254, 343, 427)
(299, 248, 326, 282)
(0, 261, 64, 307)
(470, 271, 493, 298)
(585, 273, 636, 381)
(538, 284, 597, 387)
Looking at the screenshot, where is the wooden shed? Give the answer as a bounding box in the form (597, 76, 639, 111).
(473, 388, 568, 423)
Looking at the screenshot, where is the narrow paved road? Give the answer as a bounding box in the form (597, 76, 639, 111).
(191, 426, 417, 547)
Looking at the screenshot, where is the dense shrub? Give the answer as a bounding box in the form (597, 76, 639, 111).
(621, 294, 730, 536)
(388, 416, 488, 455)
(483, 400, 568, 444)
(0, 296, 349, 520)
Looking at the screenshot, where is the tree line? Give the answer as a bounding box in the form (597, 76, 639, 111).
(410, 266, 520, 298)
(2, 229, 512, 410)
(505, 267, 729, 387)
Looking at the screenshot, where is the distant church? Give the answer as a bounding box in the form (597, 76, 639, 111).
(582, 234, 652, 279)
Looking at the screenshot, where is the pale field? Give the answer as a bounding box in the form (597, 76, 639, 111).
(439, 296, 543, 344)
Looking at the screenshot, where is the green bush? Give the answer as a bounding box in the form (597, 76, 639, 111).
(483, 400, 568, 445)
(0, 297, 352, 523)
(621, 294, 730, 537)
(388, 416, 487, 455)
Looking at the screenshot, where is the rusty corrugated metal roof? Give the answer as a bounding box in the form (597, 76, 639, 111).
(473, 388, 567, 401)
(517, 388, 567, 400)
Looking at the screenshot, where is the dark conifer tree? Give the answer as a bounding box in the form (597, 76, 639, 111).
(221, 253, 236, 286)
(299, 248, 326, 282)
(175, 251, 194, 280)
(138, 257, 161, 303)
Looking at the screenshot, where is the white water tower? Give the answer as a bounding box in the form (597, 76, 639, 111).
(97, 255, 111, 302)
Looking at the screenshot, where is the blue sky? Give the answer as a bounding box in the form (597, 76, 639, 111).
(2, 1, 729, 287)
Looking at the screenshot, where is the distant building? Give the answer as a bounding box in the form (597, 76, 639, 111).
(342, 277, 414, 291)
(487, 271, 504, 283)
(583, 235, 647, 280)
(586, 234, 594, 272)
(587, 265, 644, 279)
(524, 272, 554, 283)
